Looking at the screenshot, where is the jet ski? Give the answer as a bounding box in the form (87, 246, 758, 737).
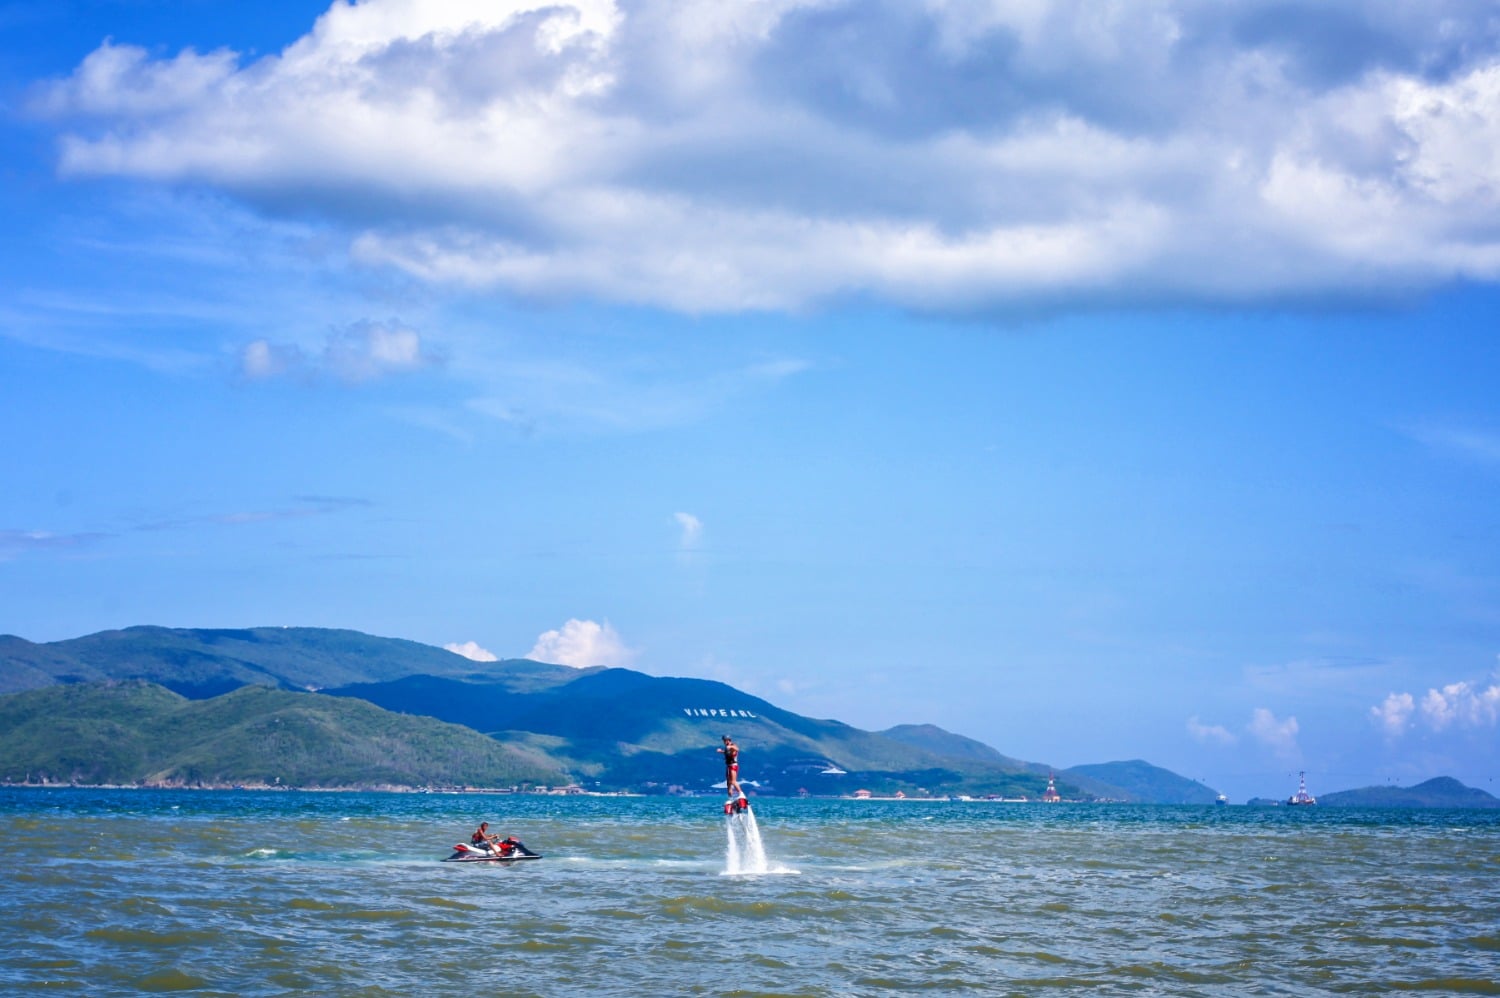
(444, 837, 542, 862)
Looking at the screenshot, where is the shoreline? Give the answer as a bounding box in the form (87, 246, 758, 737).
(0, 782, 1088, 802)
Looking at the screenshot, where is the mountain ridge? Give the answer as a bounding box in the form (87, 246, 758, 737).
(2, 625, 1229, 800)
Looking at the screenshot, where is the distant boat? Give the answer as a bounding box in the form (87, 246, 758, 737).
(1042, 771, 1061, 803)
(1287, 771, 1317, 806)
(1215, 793, 1228, 806)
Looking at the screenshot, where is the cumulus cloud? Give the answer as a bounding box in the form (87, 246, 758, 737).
(1370, 691, 1416, 737)
(527, 618, 634, 668)
(35, 0, 1500, 314)
(1186, 715, 1237, 746)
(674, 511, 702, 549)
(241, 320, 434, 383)
(445, 640, 498, 662)
(1248, 707, 1300, 759)
(1421, 680, 1500, 731)
(1371, 672, 1500, 736)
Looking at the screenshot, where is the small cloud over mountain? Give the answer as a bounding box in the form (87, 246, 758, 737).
(445, 641, 498, 663)
(527, 619, 634, 669)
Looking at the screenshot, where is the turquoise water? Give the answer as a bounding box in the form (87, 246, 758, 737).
(2, 789, 1498, 995)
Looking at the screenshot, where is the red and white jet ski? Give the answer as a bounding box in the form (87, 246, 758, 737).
(444, 837, 542, 862)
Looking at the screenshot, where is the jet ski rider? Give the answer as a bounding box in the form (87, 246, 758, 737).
(472, 822, 525, 857)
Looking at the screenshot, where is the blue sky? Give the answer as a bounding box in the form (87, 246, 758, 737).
(3, 1, 1499, 801)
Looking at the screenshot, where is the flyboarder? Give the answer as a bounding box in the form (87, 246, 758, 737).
(718, 734, 742, 798)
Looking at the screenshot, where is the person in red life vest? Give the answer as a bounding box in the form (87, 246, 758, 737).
(471, 822, 528, 856)
(471, 821, 502, 853)
(718, 734, 741, 798)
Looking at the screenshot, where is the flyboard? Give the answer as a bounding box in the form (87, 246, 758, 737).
(723, 793, 751, 816)
(444, 840, 543, 863)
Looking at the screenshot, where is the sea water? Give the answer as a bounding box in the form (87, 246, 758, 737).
(2, 788, 1498, 996)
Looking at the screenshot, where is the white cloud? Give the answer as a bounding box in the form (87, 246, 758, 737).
(674, 511, 702, 549)
(240, 338, 301, 380)
(0, 529, 107, 560)
(1420, 680, 1500, 731)
(240, 320, 434, 383)
(527, 618, 634, 668)
(1248, 707, 1300, 759)
(445, 640, 498, 662)
(1370, 671, 1500, 736)
(1370, 691, 1415, 737)
(1186, 715, 1237, 746)
(36, 1, 1500, 314)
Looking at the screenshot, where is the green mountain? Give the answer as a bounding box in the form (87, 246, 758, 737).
(0, 626, 546, 698)
(0, 680, 565, 789)
(323, 668, 1073, 797)
(881, 723, 1030, 767)
(1318, 777, 1499, 809)
(879, 724, 1151, 800)
(0, 625, 1211, 799)
(1064, 759, 1221, 804)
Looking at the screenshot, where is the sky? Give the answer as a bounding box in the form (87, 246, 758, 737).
(2, 0, 1499, 802)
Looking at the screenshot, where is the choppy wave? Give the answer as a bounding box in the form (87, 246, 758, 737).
(2, 789, 1497, 995)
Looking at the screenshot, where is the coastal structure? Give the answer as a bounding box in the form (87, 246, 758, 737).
(1042, 772, 1061, 803)
(1288, 771, 1317, 806)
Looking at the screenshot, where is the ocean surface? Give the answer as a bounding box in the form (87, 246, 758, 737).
(2, 789, 1497, 996)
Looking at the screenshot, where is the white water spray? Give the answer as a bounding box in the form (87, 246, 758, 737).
(724, 805, 770, 875)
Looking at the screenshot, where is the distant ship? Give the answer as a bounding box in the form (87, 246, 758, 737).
(1215, 793, 1228, 806)
(1287, 771, 1317, 806)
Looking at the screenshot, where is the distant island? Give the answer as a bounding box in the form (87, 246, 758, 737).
(1246, 776, 1498, 809)
(1319, 777, 1499, 809)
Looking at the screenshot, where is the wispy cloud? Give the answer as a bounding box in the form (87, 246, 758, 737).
(135, 496, 372, 532)
(1248, 707, 1301, 760)
(1186, 715, 1237, 746)
(526, 618, 635, 669)
(1243, 657, 1386, 694)
(1402, 422, 1500, 466)
(35, 1, 1500, 314)
(458, 348, 811, 437)
(3, 497, 370, 562)
(242, 320, 438, 384)
(0, 529, 108, 560)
